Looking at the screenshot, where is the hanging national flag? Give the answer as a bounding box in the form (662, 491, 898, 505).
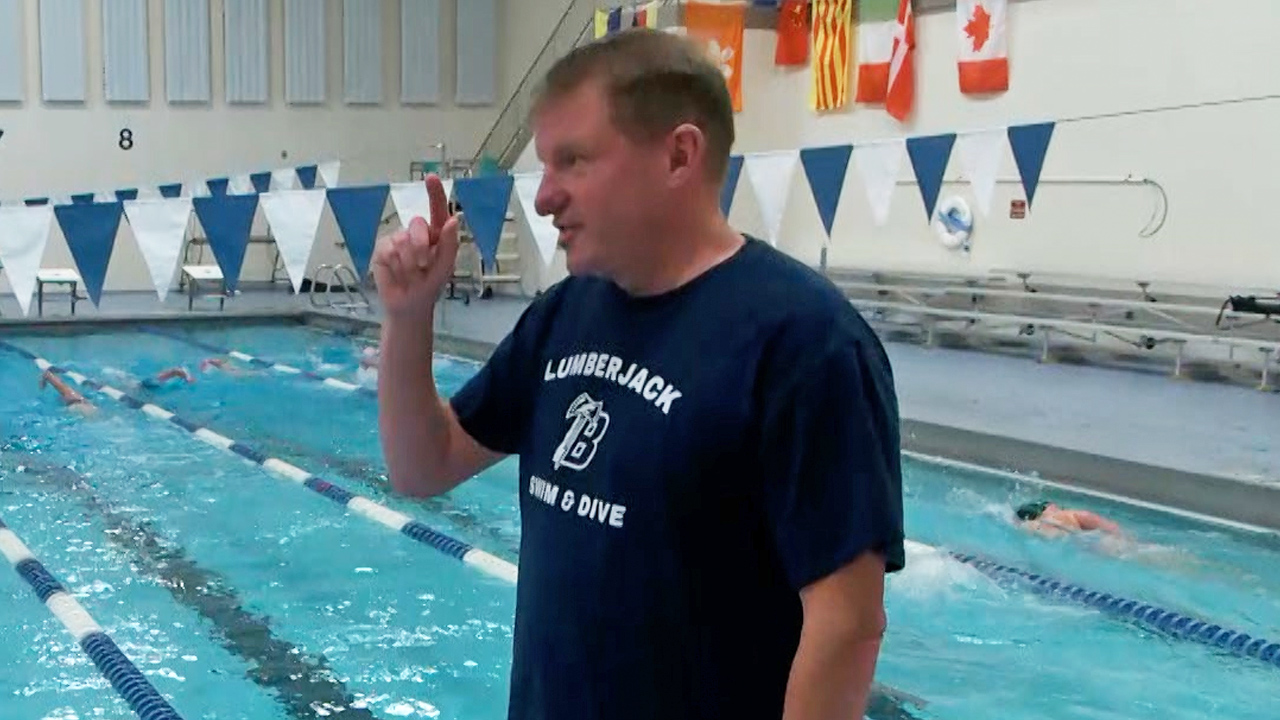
(631, 1, 658, 29)
(809, 0, 853, 111)
(595, 7, 620, 38)
(595, 2, 659, 39)
(854, 0, 897, 103)
(685, 1, 745, 113)
(884, 0, 914, 121)
(774, 0, 809, 66)
(957, 0, 1009, 94)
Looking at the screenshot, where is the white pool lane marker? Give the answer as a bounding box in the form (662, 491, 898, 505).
(0, 517, 186, 719)
(2, 342, 517, 587)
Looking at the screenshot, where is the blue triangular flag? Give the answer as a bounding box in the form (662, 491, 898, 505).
(327, 184, 390, 279)
(71, 193, 95, 205)
(250, 171, 273, 193)
(193, 194, 259, 293)
(800, 144, 853, 237)
(454, 174, 514, 267)
(159, 183, 183, 198)
(720, 154, 744, 217)
(25, 198, 48, 206)
(115, 188, 139, 202)
(207, 177, 230, 196)
(905, 133, 956, 221)
(53, 202, 125, 306)
(1008, 122, 1055, 208)
(296, 164, 319, 189)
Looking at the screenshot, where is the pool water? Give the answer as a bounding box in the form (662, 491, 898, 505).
(0, 321, 1276, 720)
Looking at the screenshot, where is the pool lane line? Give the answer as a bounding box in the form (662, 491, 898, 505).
(0, 515, 185, 720)
(904, 449, 1280, 538)
(138, 326, 374, 395)
(0, 341, 518, 586)
(1, 452, 379, 720)
(906, 540, 1280, 670)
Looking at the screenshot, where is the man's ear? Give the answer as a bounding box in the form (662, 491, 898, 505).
(666, 123, 707, 188)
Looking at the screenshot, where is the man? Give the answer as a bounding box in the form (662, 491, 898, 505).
(373, 28, 904, 720)
(1014, 500, 1124, 539)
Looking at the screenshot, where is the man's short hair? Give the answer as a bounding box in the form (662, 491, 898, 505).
(530, 28, 736, 182)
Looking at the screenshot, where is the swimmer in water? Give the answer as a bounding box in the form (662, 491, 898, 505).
(104, 366, 194, 394)
(1014, 500, 1124, 539)
(199, 357, 261, 376)
(38, 370, 98, 417)
(355, 346, 379, 387)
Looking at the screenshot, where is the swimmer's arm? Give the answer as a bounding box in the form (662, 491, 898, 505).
(378, 319, 505, 497)
(782, 550, 886, 720)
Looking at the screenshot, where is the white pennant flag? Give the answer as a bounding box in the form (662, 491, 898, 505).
(259, 189, 327, 293)
(317, 160, 341, 188)
(135, 186, 162, 200)
(183, 180, 211, 198)
(853, 139, 906, 227)
(0, 205, 54, 316)
(124, 198, 193, 302)
(229, 174, 256, 195)
(514, 172, 557, 267)
(743, 150, 800, 246)
(389, 180, 453, 229)
(50, 195, 72, 206)
(271, 168, 299, 191)
(954, 128, 1005, 217)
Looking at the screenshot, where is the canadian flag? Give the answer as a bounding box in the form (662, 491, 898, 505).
(957, 0, 1008, 94)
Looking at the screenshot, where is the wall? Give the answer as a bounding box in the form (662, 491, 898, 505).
(0, 0, 572, 299)
(512, 0, 1280, 296)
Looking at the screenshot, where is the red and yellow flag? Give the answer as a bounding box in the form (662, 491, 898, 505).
(685, 1, 745, 112)
(809, 0, 854, 111)
(775, 0, 810, 66)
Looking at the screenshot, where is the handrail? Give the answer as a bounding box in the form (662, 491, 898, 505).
(473, 0, 581, 162)
(473, 1, 596, 169)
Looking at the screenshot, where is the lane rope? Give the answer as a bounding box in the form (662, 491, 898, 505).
(139, 326, 374, 395)
(0, 516, 185, 719)
(0, 340, 517, 586)
(906, 540, 1280, 669)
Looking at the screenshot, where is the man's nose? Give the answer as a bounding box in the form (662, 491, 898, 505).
(534, 176, 566, 218)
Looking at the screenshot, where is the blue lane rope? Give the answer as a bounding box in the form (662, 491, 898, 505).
(935, 543, 1280, 669)
(139, 326, 376, 396)
(0, 340, 517, 586)
(0, 517, 185, 719)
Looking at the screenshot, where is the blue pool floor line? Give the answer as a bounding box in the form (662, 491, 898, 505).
(906, 540, 1280, 670)
(0, 517, 185, 719)
(0, 341, 518, 587)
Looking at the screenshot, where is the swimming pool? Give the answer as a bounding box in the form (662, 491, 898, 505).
(0, 320, 1275, 720)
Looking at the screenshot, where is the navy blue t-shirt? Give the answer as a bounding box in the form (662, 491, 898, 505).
(450, 236, 905, 720)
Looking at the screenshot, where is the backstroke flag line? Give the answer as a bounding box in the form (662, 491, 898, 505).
(124, 197, 194, 302)
(514, 172, 559, 267)
(0, 205, 53, 316)
(260, 189, 327, 293)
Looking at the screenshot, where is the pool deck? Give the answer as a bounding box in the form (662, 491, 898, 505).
(3, 286, 1277, 532)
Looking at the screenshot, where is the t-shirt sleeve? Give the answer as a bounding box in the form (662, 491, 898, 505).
(757, 326, 906, 591)
(449, 284, 564, 456)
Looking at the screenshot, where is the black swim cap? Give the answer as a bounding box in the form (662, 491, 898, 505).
(1016, 500, 1050, 521)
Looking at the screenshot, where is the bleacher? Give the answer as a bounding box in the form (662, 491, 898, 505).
(828, 265, 1280, 391)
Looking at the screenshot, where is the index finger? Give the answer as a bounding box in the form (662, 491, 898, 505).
(425, 173, 450, 233)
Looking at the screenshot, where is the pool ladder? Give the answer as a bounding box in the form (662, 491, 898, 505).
(309, 263, 373, 314)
